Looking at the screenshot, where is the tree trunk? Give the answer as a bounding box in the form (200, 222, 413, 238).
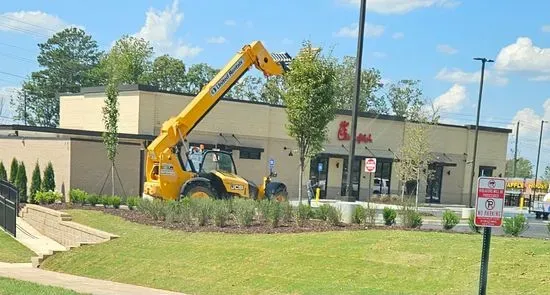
(111, 161, 115, 197)
(415, 167, 420, 208)
(298, 160, 303, 203)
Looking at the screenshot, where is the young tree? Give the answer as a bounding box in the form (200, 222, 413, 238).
(102, 82, 120, 196)
(280, 41, 338, 202)
(42, 162, 56, 192)
(12, 27, 102, 126)
(505, 157, 533, 178)
(9, 158, 18, 184)
(15, 162, 27, 203)
(0, 161, 6, 181)
(384, 79, 425, 119)
(30, 161, 42, 203)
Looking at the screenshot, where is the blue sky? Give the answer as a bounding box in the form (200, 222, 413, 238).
(1, 0, 550, 174)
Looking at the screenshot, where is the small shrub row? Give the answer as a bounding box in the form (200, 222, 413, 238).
(67, 188, 140, 210)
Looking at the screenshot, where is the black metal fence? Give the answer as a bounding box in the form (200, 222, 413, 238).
(0, 180, 18, 237)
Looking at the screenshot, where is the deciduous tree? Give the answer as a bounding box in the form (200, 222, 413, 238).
(183, 63, 218, 93)
(146, 54, 186, 92)
(384, 79, 425, 119)
(505, 157, 533, 178)
(280, 41, 338, 202)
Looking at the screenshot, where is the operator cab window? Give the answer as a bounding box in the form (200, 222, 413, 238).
(201, 152, 235, 174)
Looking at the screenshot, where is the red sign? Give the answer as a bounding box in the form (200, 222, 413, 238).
(337, 121, 373, 144)
(475, 177, 506, 227)
(365, 158, 376, 173)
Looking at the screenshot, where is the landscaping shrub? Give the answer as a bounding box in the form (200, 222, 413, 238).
(87, 194, 100, 206)
(191, 198, 213, 226)
(35, 191, 61, 204)
(42, 162, 55, 192)
(165, 200, 191, 224)
(15, 161, 27, 203)
(137, 198, 168, 221)
(399, 202, 422, 229)
(282, 201, 293, 223)
(382, 207, 397, 226)
(233, 198, 255, 227)
(100, 196, 110, 208)
(442, 210, 460, 230)
(257, 199, 272, 223)
(326, 206, 342, 226)
(9, 158, 18, 184)
(29, 162, 41, 204)
(126, 197, 139, 210)
(295, 203, 311, 227)
(468, 213, 481, 234)
(69, 189, 87, 205)
(502, 214, 529, 237)
(0, 161, 7, 181)
(318, 204, 330, 221)
(111, 196, 121, 209)
(212, 199, 231, 227)
(267, 201, 283, 228)
(352, 206, 366, 224)
(365, 203, 376, 227)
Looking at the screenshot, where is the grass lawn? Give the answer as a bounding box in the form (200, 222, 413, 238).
(0, 230, 34, 263)
(41, 209, 550, 295)
(0, 277, 87, 295)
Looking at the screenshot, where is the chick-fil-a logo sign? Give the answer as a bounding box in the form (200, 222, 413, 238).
(337, 121, 373, 144)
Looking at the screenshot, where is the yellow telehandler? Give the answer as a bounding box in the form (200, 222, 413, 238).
(143, 41, 292, 202)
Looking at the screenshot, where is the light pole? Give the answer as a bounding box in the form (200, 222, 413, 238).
(533, 120, 547, 205)
(345, 0, 367, 202)
(467, 57, 494, 208)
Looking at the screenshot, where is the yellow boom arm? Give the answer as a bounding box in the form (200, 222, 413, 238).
(144, 41, 290, 200)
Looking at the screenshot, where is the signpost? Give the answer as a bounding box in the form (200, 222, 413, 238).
(474, 176, 506, 295)
(365, 158, 376, 201)
(269, 158, 275, 175)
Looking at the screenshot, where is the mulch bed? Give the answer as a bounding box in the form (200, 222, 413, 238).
(35, 203, 477, 235)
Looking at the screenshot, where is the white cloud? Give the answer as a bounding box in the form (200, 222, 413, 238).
(494, 37, 550, 73)
(0, 10, 81, 37)
(529, 75, 550, 82)
(392, 32, 405, 39)
(433, 84, 467, 113)
(541, 25, 550, 33)
(134, 0, 202, 59)
(334, 23, 384, 38)
(206, 36, 226, 44)
(372, 52, 387, 58)
(338, 0, 460, 14)
(224, 20, 236, 26)
(436, 44, 458, 55)
(435, 67, 509, 86)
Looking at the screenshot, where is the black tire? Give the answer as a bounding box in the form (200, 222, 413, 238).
(185, 184, 216, 199)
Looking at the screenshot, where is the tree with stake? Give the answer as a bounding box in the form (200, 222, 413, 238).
(30, 161, 42, 203)
(0, 161, 7, 181)
(15, 161, 27, 203)
(102, 82, 119, 196)
(280, 41, 338, 202)
(9, 158, 18, 184)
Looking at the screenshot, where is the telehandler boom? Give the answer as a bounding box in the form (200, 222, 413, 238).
(143, 41, 292, 201)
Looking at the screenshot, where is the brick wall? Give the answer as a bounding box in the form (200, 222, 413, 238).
(20, 204, 118, 248)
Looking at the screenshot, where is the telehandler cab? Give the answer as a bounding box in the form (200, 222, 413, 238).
(143, 41, 292, 202)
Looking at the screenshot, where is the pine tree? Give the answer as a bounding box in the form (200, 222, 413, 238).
(15, 161, 27, 203)
(42, 162, 56, 192)
(0, 161, 7, 181)
(9, 158, 18, 184)
(30, 161, 42, 203)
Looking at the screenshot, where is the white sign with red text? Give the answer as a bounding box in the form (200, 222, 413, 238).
(474, 177, 506, 227)
(364, 158, 376, 173)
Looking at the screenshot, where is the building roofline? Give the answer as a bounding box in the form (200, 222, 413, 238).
(0, 125, 157, 141)
(59, 84, 512, 134)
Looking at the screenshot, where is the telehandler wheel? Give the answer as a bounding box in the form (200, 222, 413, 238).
(272, 192, 288, 202)
(186, 185, 215, 199)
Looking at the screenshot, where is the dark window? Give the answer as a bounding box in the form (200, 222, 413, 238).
(479, 166, 495, 177)
(239, 149, 261, 160)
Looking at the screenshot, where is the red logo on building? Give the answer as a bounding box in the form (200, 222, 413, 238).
(337, 120, 373, 144)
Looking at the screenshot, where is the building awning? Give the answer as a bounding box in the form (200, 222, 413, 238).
(430, 152, 457, 167)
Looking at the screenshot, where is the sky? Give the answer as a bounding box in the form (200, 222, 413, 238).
(1, 0, 550, 175)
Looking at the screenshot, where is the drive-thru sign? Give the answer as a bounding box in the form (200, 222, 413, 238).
(474, 177, 506, 227)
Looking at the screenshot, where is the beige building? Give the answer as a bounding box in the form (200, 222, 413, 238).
(0, 84, 511, 205)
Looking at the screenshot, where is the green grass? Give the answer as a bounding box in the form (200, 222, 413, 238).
(42, 209, 550, 295)
(0, 231, 34, 263)
(0, 277, 87, 295)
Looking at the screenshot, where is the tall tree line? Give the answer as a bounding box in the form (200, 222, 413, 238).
(12, 27, 428, 127)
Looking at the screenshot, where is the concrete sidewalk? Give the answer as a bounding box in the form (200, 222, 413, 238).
(0, 262, 186, 295)
(15, 217, 68, 258)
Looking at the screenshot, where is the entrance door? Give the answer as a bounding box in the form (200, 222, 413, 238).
(426, 164, 443, 203)
(309, 156, 328, 198)
(341, 158, 360, 199)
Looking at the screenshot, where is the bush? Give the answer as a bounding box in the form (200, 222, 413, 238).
(382, 207, 397, 226)
(399, 203, 422, 229)
(42, 162, 55, 192)
(352, 206, 366, 224)
(9, 158, 18, 184)
(111, 196, 121, 209)
(87, 194, 100, 206)
(126, 197, 139, 210)
(267, 201, 283, 228)
(365, 203, 376, 227)
(282, 201, 293, 223)
(35, 191, 61, 204)
(0, 161, 7, 181)
(15, 161, 27, 203)
(295, 203, 311, 227)
(233, 198, 255, 227)
(29, 162, 41, 204)
(318, 204, 330, 221)
(191, 198, 213, 226)
(468, 213, 481, 234)
(100, 196, 110, 208)
(326, 206, 342, 226)
(502, 214, 529, 237)
(257, 199, 271, 223)
(212, 199, 231, 227)
(137, 198, 168, 221)
(166, 200, 193, 224)
(69, 189, 87, 205)
(442, 210, 460, 230)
